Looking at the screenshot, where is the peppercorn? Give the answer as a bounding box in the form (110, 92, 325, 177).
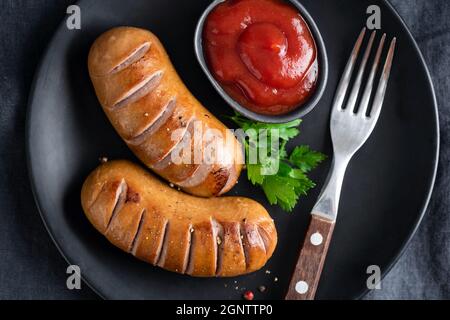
(243, 290, 254, 301)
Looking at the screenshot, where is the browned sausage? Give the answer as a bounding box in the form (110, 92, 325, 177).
(81, 160, 277, 277)
(88, 27, 243, 197)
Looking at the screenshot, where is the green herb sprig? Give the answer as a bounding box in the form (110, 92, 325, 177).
(231, 113, 326, 212)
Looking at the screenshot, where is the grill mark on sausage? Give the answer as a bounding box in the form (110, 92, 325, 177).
(238, 222, 248, 270)
(177, 163, 211, 188)
(156, 221, 170, 267)
(210, 167, 230, 196)
(257, 225, 270, 255)
(105, 179, 128, 231)
(185, 225, 197, 274)
(130, 209, 146, 255)
(240, 223, 266, 271)
(212, 219, 224, 276)
(151, 121, 198, 176)
(141, 107, 194, 165)
(150, 150, 173, 171)
(218, 165, 236, 196)
(136, 124, 193, 169)
(181, 224, 193, 274)
(185, 226, 196, 275)
(184, 166, 230, 196)
(254, 225, 266, 255)
(130, 100, 168, 141)
(113, 71, 163, 109)
(109, 42, 151, 74)
(127, 98, 176, 146)
(175, 125, 217, 188)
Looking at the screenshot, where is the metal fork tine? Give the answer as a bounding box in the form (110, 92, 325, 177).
(345, 30, 376, 113)
(358, 34, 387, 117)
(369, 38, 397, 120)
(332, 28, 366, 111)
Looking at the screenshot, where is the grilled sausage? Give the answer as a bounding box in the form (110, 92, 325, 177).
(88, 27, 243, 197)
(81, 160, 277, 277)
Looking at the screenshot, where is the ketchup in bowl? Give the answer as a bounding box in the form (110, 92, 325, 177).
(203, 0, 319, 116)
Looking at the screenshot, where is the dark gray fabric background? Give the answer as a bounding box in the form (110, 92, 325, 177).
(0, 0, 448, 300)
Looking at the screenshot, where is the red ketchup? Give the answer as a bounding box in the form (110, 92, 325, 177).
(204, 0, 319, 115)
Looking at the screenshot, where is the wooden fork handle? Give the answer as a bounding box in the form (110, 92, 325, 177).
(285, 215, 335, 300)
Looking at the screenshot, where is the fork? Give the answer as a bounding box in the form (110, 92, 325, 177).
(285, 28, 396, 300)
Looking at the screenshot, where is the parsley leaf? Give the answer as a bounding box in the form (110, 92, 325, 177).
(290, 145, 327, 173)
(230, 112, 326, 212)
(247, 163, 265, 185)
(263, 175, 301, 212)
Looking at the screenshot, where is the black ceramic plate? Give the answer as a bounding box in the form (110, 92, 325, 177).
(26, 0, 439, 300)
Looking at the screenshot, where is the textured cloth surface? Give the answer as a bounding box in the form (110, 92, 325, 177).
(0, 0, 448, 300)
(365, 0, 450, 300)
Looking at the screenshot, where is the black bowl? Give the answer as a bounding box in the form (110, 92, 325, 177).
(194, 0, 329, 123)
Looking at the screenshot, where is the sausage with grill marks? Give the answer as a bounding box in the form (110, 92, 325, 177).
(88, 27, 243, 197)
(81, 160, 277, 277)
